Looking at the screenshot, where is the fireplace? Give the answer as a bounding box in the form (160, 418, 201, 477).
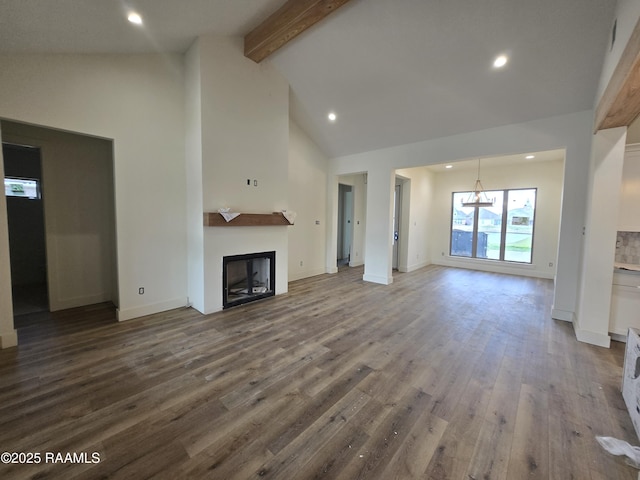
(222, 251, 275, 309)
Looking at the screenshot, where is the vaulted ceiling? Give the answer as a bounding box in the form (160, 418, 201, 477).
(0, 0, 618, 158)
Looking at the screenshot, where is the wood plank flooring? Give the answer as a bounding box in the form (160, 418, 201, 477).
(0, 265, 637, 479)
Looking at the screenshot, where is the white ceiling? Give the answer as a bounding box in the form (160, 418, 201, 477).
(0, 1, 286, 53)
(0, 0, 618, 159)
(424, 149, 565, 173)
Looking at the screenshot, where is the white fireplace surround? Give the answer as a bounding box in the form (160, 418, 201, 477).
(198, 226, 288, 314)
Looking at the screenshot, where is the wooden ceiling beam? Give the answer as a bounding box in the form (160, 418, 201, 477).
(595, 16, 640, 131)
(244, 0, 353, 63)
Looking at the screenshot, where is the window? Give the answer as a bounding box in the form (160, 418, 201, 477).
(450, 188, 536, 263)
(4, 177, 41, 200)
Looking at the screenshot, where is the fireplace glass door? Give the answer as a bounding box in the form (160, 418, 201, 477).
(223, 251, 275, 309)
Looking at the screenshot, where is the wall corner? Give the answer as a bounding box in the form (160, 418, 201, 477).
(0, 330, 18, 349)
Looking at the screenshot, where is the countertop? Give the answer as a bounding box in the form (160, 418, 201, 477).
(613, 262, 640, 273)
(615, 262, 640, 273)
(614, 263, 640, 286)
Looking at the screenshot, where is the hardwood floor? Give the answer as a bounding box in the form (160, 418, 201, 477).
(0, 265, 637, 479)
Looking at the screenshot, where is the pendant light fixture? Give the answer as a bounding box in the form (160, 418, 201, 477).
(461, 159, 494, 207)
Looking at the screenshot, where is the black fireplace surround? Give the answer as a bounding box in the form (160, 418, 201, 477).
(222, 251, 275, 309)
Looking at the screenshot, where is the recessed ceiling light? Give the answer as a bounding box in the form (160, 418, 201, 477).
(445, 165, 453, 169)
(525, 155, 535, 159)
(328, 112, 337, 122)
(128, 12, 143, 25)
(493, 55, 508, 68)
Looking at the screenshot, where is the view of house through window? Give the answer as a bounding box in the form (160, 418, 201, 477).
(450, 188, 536, 263)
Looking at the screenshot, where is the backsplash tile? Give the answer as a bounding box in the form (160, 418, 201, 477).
(616, 231, 640, 264)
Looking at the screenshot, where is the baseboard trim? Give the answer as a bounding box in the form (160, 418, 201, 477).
(362, 273, 393, 285)
(573, 321, 611, 348)
(433, 258, 553, 279)
(399, 261, 430, 273)
(117, 297, 187, 322)
(289, 267, 326, 282)
(50, 293, 112, 312)
(610, 332, 627, 343)
(551, 307, 574, 322)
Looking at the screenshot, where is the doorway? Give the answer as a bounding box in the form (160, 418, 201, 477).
(3, 143, 49, 316)
(1, 120, 118, 332)
(337, 183, 354, 266)
(393, 181, 402, 270)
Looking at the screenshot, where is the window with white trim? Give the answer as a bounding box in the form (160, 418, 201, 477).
(450, 188, 537, 263)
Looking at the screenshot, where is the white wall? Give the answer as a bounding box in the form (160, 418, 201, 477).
(395, 167, 434, 272)
(596, 0, 640, 103)
(288, 121, 328, 281)
(579, 2, 640, 347)
(2, 122, 117, 311)
(185, 40, 205, 313)
(194, 36, 290, 313)
(0, 53, 187, 323)
(362, 166, 396, 284)
(0, 124, 17, 348)
(428, 160, 563, 279)
(328, 111, 593, 322)
(575, 127, 627, 347)
(627, 115, 640, 144)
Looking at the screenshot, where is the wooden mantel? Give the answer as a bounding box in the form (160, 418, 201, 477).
(204, 212, 293, 227)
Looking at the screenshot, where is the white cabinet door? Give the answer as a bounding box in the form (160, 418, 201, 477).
(610, 284, 640, 335)
(619, 147, 640, 232)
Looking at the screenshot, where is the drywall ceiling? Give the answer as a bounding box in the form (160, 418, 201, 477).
(0, 0, 286, 53)
(424, 149, 565, 173)
(0, 0, 617, 159)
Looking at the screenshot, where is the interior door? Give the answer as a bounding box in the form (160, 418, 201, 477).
(393, 183, 401, 269)
(337, 183, 354, 265)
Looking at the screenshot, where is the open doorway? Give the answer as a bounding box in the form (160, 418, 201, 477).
(335, 173, 366, 271)
(393, 182, 401, 270)
(1, 120, 118, 333)
(337, 183, 353, 266)
(392, 175, 411, 273)
(3, 143, 49, 315)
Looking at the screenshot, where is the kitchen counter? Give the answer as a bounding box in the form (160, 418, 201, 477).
(615, 262, 640, 272)
(614, 263, 640, 288)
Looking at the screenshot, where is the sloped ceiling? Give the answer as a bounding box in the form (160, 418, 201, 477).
(0, 0, 617, 158)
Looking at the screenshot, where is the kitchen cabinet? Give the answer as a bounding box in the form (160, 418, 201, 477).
(610, 270, 640, 336)
(619, 146, 640, 232)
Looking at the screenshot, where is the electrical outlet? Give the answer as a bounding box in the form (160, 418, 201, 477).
(247, 179, 250, 186)
(138, 287, 144, 295)
(300, 261, 303, 266)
